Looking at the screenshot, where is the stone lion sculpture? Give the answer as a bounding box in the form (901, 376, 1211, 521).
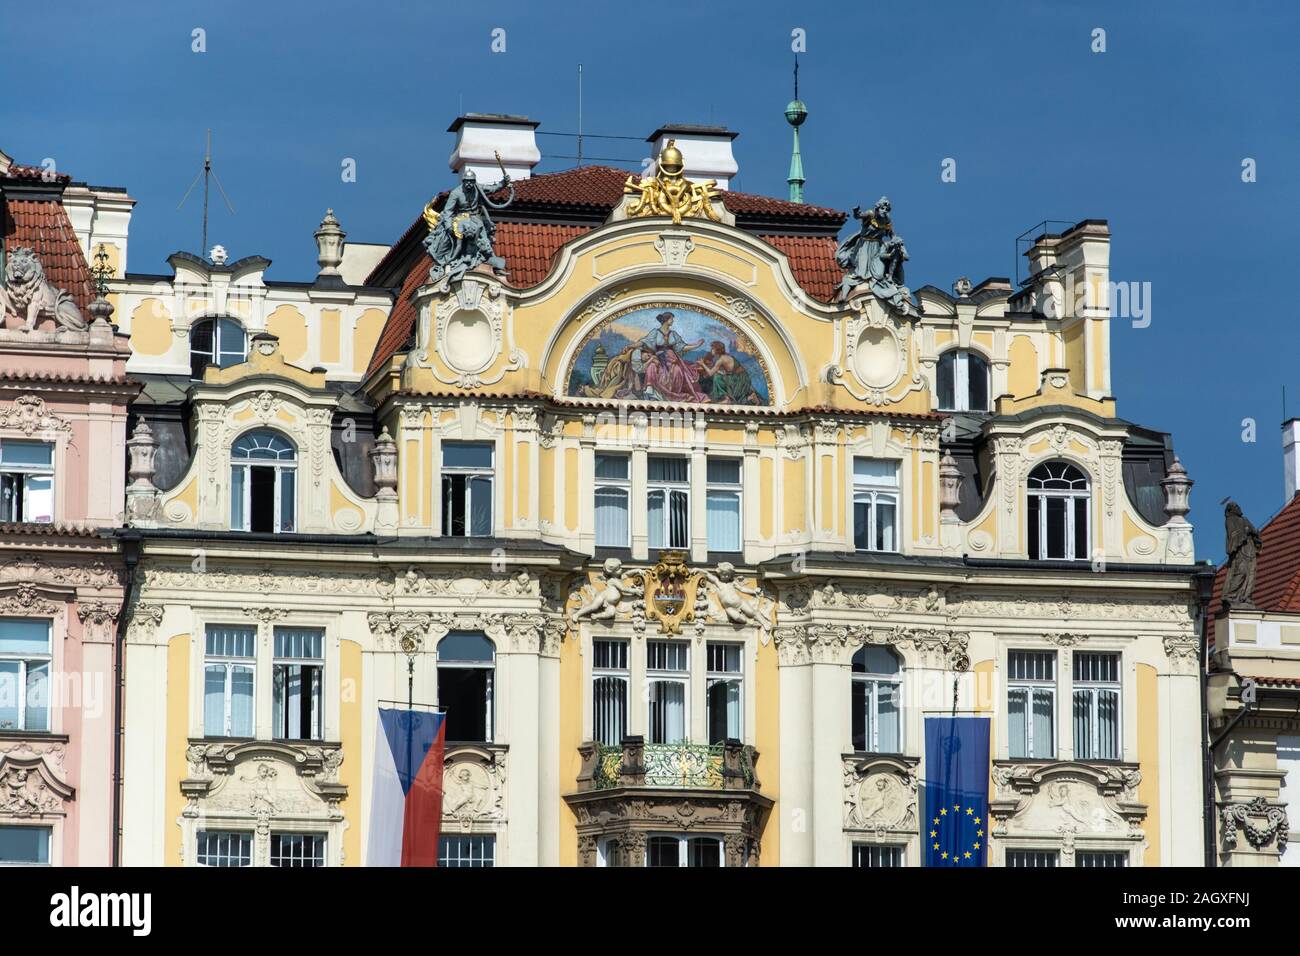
(570, 557, 643, 624)
(0, 247, 87, 332)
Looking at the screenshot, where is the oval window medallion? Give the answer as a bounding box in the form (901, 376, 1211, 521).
(442, 309, 495, 373)
(853, 326, 901, 389)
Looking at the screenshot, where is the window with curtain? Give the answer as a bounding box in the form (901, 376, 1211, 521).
(230, 430, 296, 533)
(196, 831, 253, 867)
(273, 627, 324, 741)
(852, 844, 903, 867)
(851, 644, 901, 753)
(1005, 849, 1059, 868)
(441, 442, 493, 537)
(0, 618, 50, 732)
(0, 825, 51, 865)
(1027, 461, 1090, 561)
(705, 458, 742, 553)
(204, 625, 256, 737)
(437, 632, 495, 743)
(594, 453, 630, 548)
(852, 458, 899, 553)
(1073, 651, 1120, 760)
(706, 642, 742, 743)
(189, 317, 247, 380)
(646, 640, 688, 744)
(592, 639, 629, 745)
(647, 456, 689, 550)
(270, 833, 326, 867)
(936, 350, 991, 413)
(438, 833, 496, 867)
(1076, 850, 1127, 867)
(0, 440, 54, 524)
(645, 834, 723, 867)
(1007, 650, 1056, 759)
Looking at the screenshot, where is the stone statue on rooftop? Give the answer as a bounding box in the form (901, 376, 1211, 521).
(423, 158, 515, 284)
(835, 196, 912, 311)
(1222, 500, 1261, 608)
(0, 247, 87, 332)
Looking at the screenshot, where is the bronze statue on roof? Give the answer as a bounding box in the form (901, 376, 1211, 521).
(1222, 500, 1261, 608)
(423, 154, 516, 284)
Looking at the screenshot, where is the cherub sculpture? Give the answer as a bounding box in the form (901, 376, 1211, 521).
(570, 557, 644, 624)
(702, 562, 767, 629)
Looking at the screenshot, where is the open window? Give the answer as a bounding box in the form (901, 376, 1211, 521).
(937, 350, 991, 412)
(437, 632, 495, 743)
(851, 644, 901, 753)
(190, 318, 247, 380)
(231, 430, 296, 533)
(1027, 461, 1090, 560)
(441, 442, 493, 537)
(0, 440, 54, 524)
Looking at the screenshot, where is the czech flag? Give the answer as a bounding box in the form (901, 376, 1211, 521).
(368, 708, 446, 866)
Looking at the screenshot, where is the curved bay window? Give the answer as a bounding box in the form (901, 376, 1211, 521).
(936, 349, 990, 412)
(1027, 461, 1090, 561)
(437, 632, 494, 743)
(851, 645, 901, 753)
(230, 430, 296, 533)
(190, 318, 247, 380)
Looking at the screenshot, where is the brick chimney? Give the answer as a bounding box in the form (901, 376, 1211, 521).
(448, 113, 541, 183)
(647, 124, 739, 190)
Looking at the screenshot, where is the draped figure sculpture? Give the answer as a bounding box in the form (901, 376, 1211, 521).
(1222, 500, 1261, 608)
(835, 196, 912, 311)
(423, 163, 515, 283)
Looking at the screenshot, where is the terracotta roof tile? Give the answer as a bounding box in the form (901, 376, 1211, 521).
(1206, 492, 1300, 649)
(4, 164, 72, 185)
(2, 197, 96, 313)
(762, 234, 841, 302)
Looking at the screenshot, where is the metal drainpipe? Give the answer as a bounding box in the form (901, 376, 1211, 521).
(111, 536, 141, 868)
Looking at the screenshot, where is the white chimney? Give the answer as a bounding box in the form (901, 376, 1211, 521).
(647, 124, 739, 190)
(1285, 417, 1300, 502)
(448, 114, 541, 183)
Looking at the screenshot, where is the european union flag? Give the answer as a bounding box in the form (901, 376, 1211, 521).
(923, 717, 991, 867)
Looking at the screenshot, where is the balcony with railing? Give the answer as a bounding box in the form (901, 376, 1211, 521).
(578, 737, 758, 791)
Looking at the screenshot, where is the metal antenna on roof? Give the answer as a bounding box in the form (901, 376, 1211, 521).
(178, 129, 235, 258)
(577, 64, 584, 168)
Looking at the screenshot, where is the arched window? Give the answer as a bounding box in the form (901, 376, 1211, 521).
(1027, 461, 1090, 560)
(936, 350, 991, 412)
(851, 645, 901, 753)
(437, 632, 495, 743)
(190, 318, 247, 380)
(231, 430, 296, 533)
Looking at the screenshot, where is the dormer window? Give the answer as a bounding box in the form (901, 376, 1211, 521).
(231, 430, 296, 533)
(191, 318, 247, 380)
(937, 350, 990, 413)
(1027, 461, 1090, 560)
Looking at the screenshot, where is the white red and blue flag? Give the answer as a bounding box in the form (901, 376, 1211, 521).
(367, 707, 446, 866)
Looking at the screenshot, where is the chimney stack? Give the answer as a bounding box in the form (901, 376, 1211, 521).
(1285, 417, 1300, 501)
(448, 114, 541, 183)
(647, 125, 739, 190)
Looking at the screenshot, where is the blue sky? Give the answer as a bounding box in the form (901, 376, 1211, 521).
(5, 0, 1297, 560)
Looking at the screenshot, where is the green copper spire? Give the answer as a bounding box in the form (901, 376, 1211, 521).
(785, 58, 807, 203)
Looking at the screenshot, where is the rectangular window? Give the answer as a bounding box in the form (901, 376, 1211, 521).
(1076, 850, 1127, 868)
(852, 844, 903, 867)
(273, 627, 324, 741)
(646, 640, 688, 744)
(705, 458, 742, 553)
(645, 834, 724, 867)
(706, 642, 743, 743)
(0, 618, 51, 732)
(1005, 849, 1059, 868)
(204, 625, 256, 738)
(592, 639, 629, 746)
(1073, 651, 1121, 761)
(0, 440, 54, 524)
(441, 442, 493, 537)
(852, 458, 899, 553)
(270, 833, 326, 867)
(594, 453, 630, 548)
(438, 833, 495, 867)
(1008, 651, 1056, 759)
(647, 456, 689, 550)
(196, 830, 253, 867)
(0, 825, 51, 865)
(852, 675, 902, 753)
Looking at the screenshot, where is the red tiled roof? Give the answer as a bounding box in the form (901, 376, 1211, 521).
(1243, 674, 1300, 688)
(4, 164, 72, 185)
(2, 197, 96, 313)
(1207, 492, 1300, 648)
(763, 234, 842, 302)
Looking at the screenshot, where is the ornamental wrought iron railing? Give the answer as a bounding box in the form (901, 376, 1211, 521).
(588, 740, 757, 790)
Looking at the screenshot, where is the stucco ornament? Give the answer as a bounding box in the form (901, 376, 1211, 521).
(1221, 796, 1288, 855)
(0, 247, 86, 331)
(1221, 500, 1261, 608)
(623, 140, 722, 225)
(835, 198, 913, 312)
(702, 562, 768, 632)
(423, 159, 515, 284)
(570, 557, 644, 625)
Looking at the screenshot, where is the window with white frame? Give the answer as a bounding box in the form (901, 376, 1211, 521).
(270, 833, 326, 867)
(706, 642, 743, 744)
(0, 826, 50, 866)
(853, 458, 899, 553)
(851, 644, 902, 753)
(1027, 461, 1090, 561)
(1008, 650, 1056, 759)
(273, 627, 324, 741)
(437, 632, 494, 743)
(1076, 850, 1127, 867)
(937, 350, 991, 413)
(852, 844, 903, 867)
(0, 440, 54, 524)
(438, 833, 495, 867)
(647, 456, 690, 550)
(230, 430, 296, 533)
(196, 830, 252, 867)
(1073, 651, 1121, 761)
(1005, 849, 1058, 868)
(190, 317, 247, 381)
(204, 625, 256, 738)
(645, 834, 724, 867)
(592, 639, 629, 746)
(0, 618, 50, 732)
(646, 640, 689, 744)
(705, 458, 742, 553)
(594, 453, 630, 548)
(441, 442, 493, 537)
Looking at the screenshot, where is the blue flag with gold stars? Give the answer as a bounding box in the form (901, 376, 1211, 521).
(923, 716, 990, 867)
